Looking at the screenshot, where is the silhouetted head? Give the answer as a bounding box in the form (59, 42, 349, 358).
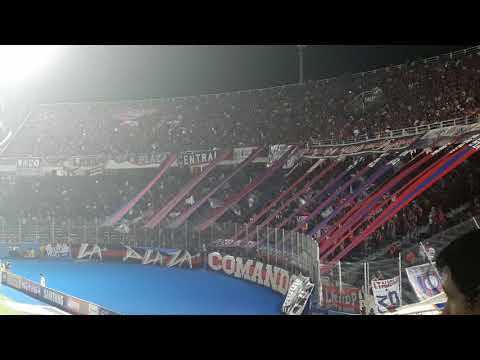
(437, 230, 480, 315)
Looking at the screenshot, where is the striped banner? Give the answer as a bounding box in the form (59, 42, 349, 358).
(322, 134, 480, 271)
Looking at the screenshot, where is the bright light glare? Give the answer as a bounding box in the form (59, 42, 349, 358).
(0, 45, 59, 85)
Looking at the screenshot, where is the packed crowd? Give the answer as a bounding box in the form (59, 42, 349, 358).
(231, 148, 480, 263)
(0, 167, 191, 225)
(0, 142, 477, 264)
(4, 48, 480, 158)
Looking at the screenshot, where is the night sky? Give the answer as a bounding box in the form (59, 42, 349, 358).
(15, 44, 476, 105)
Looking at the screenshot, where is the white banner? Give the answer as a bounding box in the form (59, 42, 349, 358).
(233, 147, 257, 162)
(44, 243, 71, 258)
(405, 263, 443, 302)
(179, 149, 217, 167)
(207, 252, 293, 295)
(371, 276, 401, 314)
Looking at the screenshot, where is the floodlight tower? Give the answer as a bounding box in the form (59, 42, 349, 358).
(297, 45, 308, 85)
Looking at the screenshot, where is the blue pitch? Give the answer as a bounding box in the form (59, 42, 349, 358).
(1, 259, 283, 315)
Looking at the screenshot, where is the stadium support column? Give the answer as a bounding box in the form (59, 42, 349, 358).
(298, 45, 307, 85)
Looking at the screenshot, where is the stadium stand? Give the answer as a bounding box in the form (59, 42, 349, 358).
(1, 46, 480, 314)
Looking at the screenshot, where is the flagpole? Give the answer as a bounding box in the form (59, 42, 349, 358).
(338, 260, 343, 294)
(363, 261, 368, 314)
(398, 251, 403, 307)
(419, 241, 441, 280)
(364, 262, 368, 292)
(317, 242, 322, 307)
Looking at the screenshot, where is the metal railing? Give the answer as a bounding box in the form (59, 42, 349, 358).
(4, 212, 474, 312)
(310, 114, 480, 147)
(0, 216, 321, 299)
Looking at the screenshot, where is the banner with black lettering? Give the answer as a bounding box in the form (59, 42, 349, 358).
(43, 243, 71, 258)
(16, 158, 43, 176)
(179, 149, 218, 167)
(405, 263, 443, 302)
(306, 136, 418, 159)
(371, 276, 401, 314)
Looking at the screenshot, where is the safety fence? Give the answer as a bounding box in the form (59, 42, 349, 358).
(311, 114, 480, 147)
(0, 214, 476, 314)
(317, 216, 478, 314)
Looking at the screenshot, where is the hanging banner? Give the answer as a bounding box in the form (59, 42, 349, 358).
(268, 144, 300, 169)
(346, 87, 385, 114)
(233, 147, 258, 162)
(421, 121, 480, 142)
(16, 158, 43, 176)
(371, 276, 401, 314)
(178, 149, 218, 167)
(321, 285, 361, 313)
(405, 263, 443, 302)
(306, 136, 418, 159)
(109, 152, 167, 167)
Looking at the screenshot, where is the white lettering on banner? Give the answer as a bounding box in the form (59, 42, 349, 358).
(123, 246, 143, 262)
(207, 253, 294, 295)
(322, 285, 361, 313)
(43, 288, 64, 306)
(6, 273, 22, 290)
(233, 147, 255, 162)
(77, 244, 102, 260)
(89, 303, 99, 315)
(371, 276, 401, 314)
(222, 255, 236, 275)
(45, 243, 71, 257)
(166, 250, 193, 268)
(21, 279, 41, 296)
(234, 257, 253, 281)
(17, 158, 41, 169)
(142, 250, 164, 265)
(251, 261, 264, 285)
(263, 265, 280, 292)
(208, 252, 222, 271)
(180, 150, 217, 166)
(67, 298, 81, 313)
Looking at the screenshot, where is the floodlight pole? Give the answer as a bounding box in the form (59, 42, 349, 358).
(297, 45, 307, 85)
